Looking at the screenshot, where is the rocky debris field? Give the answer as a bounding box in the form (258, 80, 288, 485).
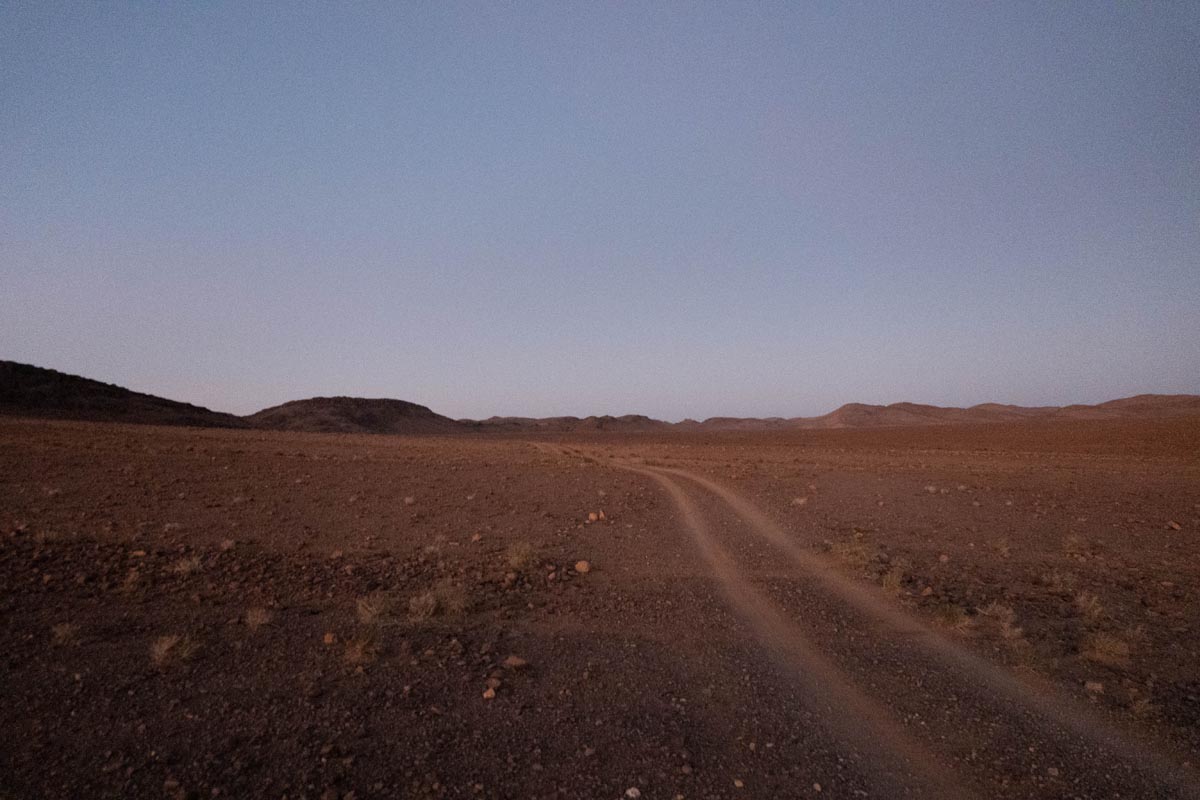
(1, 417, 1198, 799)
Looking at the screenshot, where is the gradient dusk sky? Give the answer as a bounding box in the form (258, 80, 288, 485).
(3, 2, 1198, 420)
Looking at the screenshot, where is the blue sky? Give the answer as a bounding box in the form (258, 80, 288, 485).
(3, 2, 1197, 419)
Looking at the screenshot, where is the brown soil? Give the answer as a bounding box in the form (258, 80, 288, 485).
(2, 416, 1199, 799)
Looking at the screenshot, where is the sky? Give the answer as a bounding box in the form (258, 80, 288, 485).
(2, 2, 1198, 420)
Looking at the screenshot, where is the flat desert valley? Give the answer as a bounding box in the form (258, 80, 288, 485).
(3, 412, 1199, 799)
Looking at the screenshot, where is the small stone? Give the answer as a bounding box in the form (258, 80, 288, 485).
(1047, 767, 1060, 777)
(938, 554, 950, 563)
(471, 533, 482, 542)
(574, 560, 591, 574)
(1084, 680, 1104, 694)
(323, 632, 336, 645)
(813, 783, 822, 792)
(587, 512, 598, 523)
(482, 687, 496, 700)
(791, 497, 808, 507)
(404, 496, 416, 506)
(503, 655, 528, 670)
(1167, 521, 1182, 531)
(920, 586, 934, 597)
(625, 789, 641, 799)
(598, 510, 607, 520)
(734, 778, 744, 788)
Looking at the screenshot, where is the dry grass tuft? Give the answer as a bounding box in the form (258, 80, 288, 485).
(170, 555, 202, 575)
(1075, 591, 1105, 622)
(435, 580, 471, 617)
(506, 541, 534, 570)
(51, 622, 80, 646)
(245, 606, 273, 631)
(829, 539, 870, 568)
(1042, 570, 1078, 593)
(1063, 534, 1089, 558)
(344, 631, 379, 665)
(979, 602, 1024, 640)
(934, 603, 973, 633)
(880, 566, 905, 594)
(151, 634, 199, 668)
(408, 591, 438, 620)
(356, 592, 393, 626)
(1082, 632, 1132, 667)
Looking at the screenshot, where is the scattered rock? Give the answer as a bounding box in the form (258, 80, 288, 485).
(502, 655, 529, 670)
(482, 688, 496, 700)
(1084, 680, 1104, 694)
(1167, 521, 1182, 531)
(625, 789, 641, 799)
(323, 632, 337, 645)
(587, 512, 598, 523)
(574, 560, 591, 574)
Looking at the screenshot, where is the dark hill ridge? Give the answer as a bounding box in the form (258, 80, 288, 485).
(3, 359, 1199, 434)
(247, 397, 463, 435)
(0, 360, 247, 428)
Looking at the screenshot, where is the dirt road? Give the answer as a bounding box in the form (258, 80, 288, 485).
(546, 443, 1200, 798)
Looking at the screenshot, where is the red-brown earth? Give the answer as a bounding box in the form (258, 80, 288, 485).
(2, 415, 1199, 799)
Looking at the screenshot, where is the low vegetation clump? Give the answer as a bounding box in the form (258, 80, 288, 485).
(1075, 591, 1105, 622)
(344, 631, 379, 665)
(245, 607, 273, 631)
(1082, 632, 1132, 668)
(170, 555, 202, 575)
(506, 541, 534, 570)
(435, 580, 471, 617)
(356, 592, 393, 626)
(51, 622, 79, 646)
(151, 634, 199, 668)
(408, 591, 438, 620)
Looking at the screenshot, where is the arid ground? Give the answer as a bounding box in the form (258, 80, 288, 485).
(2, 416, 1199, 799)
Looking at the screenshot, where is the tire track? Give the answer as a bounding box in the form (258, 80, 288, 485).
(654, 463, 1200, 799)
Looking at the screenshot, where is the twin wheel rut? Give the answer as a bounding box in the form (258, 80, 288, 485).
(545, 445, 1199, 799)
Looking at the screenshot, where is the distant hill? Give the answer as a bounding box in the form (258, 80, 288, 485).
(466, 414, 670, 433)
(0, 360, 247, 428)
(4, 359, 1197, 434)
(247, 397, 464, 435)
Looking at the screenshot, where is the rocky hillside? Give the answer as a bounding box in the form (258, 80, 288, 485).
(0, 361, 247, 428)
(247, 397, 465, 435)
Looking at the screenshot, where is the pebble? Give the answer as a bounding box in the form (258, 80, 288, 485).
(503, 655, 529, 669)
(625, 789, 641, 799)
(574, 560, 591, 574)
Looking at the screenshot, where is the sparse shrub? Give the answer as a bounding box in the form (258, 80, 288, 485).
(151, 634, 199, 668)
(245, 607, 273, 631)
(506, 541, 534, 570)
(408, 591, 438, 620)
(356, 592, 393, 626)
(51, 622, 79, 646)
(1082, 632, 1132, 667)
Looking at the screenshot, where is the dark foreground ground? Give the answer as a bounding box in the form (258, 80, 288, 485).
(1, 417, 1198, 799)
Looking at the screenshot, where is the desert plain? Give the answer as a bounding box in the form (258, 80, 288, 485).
(2, 414, 1199, 799)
